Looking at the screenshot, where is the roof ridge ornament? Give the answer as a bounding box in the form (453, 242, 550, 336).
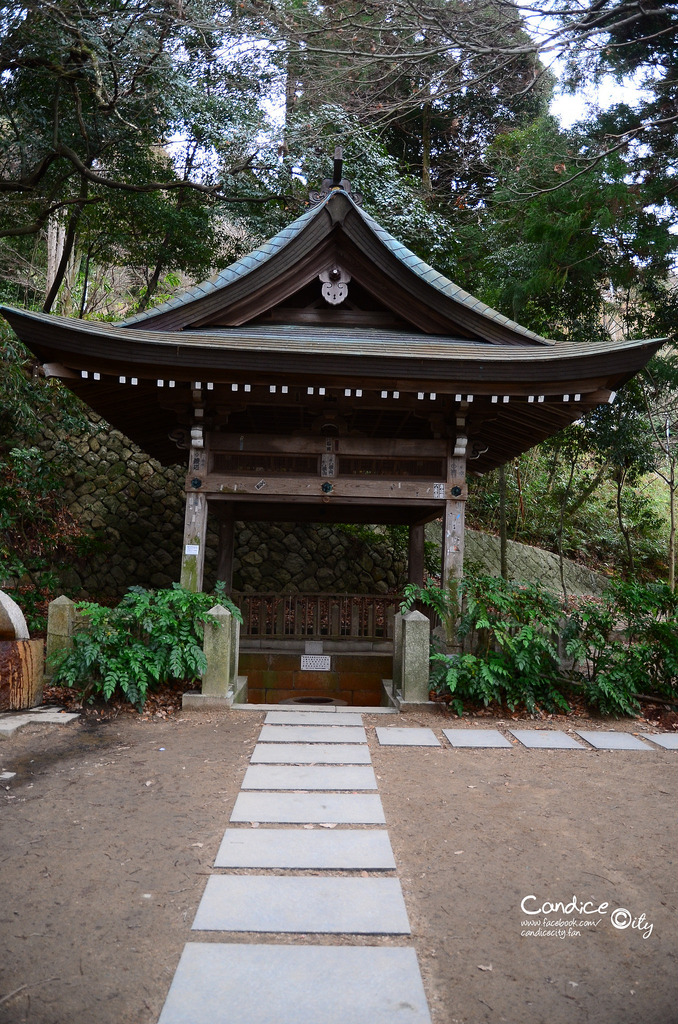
(309, 146, 363, 206)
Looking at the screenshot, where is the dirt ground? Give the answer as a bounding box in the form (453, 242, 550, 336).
(0, 707, 676, 1024)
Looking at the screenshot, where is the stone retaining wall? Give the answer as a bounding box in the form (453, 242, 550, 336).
(36, 417, 607, 600)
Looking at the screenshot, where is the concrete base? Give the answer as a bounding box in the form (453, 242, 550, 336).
(182, 675, 248, 711)
(382, 679, 437, 714)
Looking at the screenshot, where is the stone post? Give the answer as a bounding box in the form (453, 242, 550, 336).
(228, 611, 241, 688)
(392, 611, 404, 695)
(400, 610, 431, 703)
(202, 604, 235, 697)
(45, 595, 76, 679)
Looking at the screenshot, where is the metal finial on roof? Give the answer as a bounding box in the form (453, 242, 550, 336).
(309, 148, 363, 206)
(333, 146, 343, 186)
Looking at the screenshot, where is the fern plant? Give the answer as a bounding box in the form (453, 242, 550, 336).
(430, 574, 567, 715)
(50, 583, 242, 709)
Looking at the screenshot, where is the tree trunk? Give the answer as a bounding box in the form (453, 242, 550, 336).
(669, 463, 676, 592)
(43, 176, 88, 313)
(498, 464, 507, 579)
(422, 98, 432, 193)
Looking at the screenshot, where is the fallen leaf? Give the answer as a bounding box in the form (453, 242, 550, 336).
(477, 964, 493, 972)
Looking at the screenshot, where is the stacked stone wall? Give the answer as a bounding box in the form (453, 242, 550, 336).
(35, 418, 607, 600)
(37, 418, 407, 599)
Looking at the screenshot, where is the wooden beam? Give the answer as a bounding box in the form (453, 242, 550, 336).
(207, 433, 449, 457)
(201, 474, 463, 501)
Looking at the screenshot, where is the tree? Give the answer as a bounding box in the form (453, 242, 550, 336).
(0, 0, 279, 308)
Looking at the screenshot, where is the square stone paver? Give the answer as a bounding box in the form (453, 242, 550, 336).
(641, 733, 678, 749)
(214, 828, 396, 869)
(241, 765, 377, 791)
(508, 730, 585, 749)
(192, 875, 411, 934)
(375, 728, 440, 747)
(250, 743, 372, 765)
(231, 791, 386, 824)
(158, 943, 432, 1024)
(575, 730, 653, 750)
(443, 728, 512, 748)
(259, 725, 367, 744)
(265, 712, 364, 726)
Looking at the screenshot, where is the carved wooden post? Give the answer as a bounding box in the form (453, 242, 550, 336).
(442, 418, 468, 643)
(180, 419, 209, 592)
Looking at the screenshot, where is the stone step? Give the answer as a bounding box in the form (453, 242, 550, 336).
(443, 728, 512, 748)
(264, 711, 364, 726)
(508, 729, 585, 749)
(231, 791, 386, 824)
(241, 764, 377, 791)
(214, 828, 396, 870)
(258, 724, 367, 744)
(575, 730, 654, 750)
(376, 727, 440, 746)
(250, 742, 372, 765)
(192, 875, 411, 934)
(158, 943, 432, 1024)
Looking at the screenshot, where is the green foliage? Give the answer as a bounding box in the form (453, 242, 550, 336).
(431, 575, 567, 715)
(50, 584, 243, 709)
(399, 581, 453, 622)
(564, 581, 678, 714)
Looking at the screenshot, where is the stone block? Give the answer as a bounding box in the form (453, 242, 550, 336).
(192, 876, 410, 934)
(157, 943, 432, 1024)
(202, 605, 235, 697)
(400, 610, 430, 703)
(230, 791, 385, 824)
(214, 828, 395, 870)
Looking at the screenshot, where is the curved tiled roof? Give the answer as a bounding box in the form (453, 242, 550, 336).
(122, 189, 551, 345)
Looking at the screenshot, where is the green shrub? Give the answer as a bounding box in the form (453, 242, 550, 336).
(430, 574, 568, 715)
(50, 583, 242, 709)
(564, 580, 678, 714)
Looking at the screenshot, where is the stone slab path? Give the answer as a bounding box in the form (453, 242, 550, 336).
(258, 724, 367, 743)
(376, 726, 677, 751)
(158, 712, 433, 1024)
(376, 726, 440, 746)
(192, 875, 411, 934)
(250, 741, 372, 764)
(230, 791, 387, 823)
(0, 707, 80, 739)
(158, 944, 431, 1024)
(241, 764, 377, 790)
(508, 729, 586, 749)
(214, 828, 397, 870)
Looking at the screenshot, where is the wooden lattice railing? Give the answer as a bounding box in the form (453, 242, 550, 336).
(232, 592, 399, 641)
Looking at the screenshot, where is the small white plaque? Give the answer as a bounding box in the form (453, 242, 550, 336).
(301, 655, 331, 672)
(433, 482, 446, 499)
(185, 544, 200, 555)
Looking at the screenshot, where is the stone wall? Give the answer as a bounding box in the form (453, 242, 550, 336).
(37, 418, 407, 600)
(37, 417, 607, 600)
(464, 530, 609, 597)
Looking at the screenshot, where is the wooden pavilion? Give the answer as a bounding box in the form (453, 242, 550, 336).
(0, 168, 664, 604)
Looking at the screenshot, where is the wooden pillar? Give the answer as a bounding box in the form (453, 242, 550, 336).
(216, 509, 235, 594)
(180, 444, 208, 592)
(442, 495, 465, 590)
(408, 524, 425, 586)
(442, 431, 468, 642)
